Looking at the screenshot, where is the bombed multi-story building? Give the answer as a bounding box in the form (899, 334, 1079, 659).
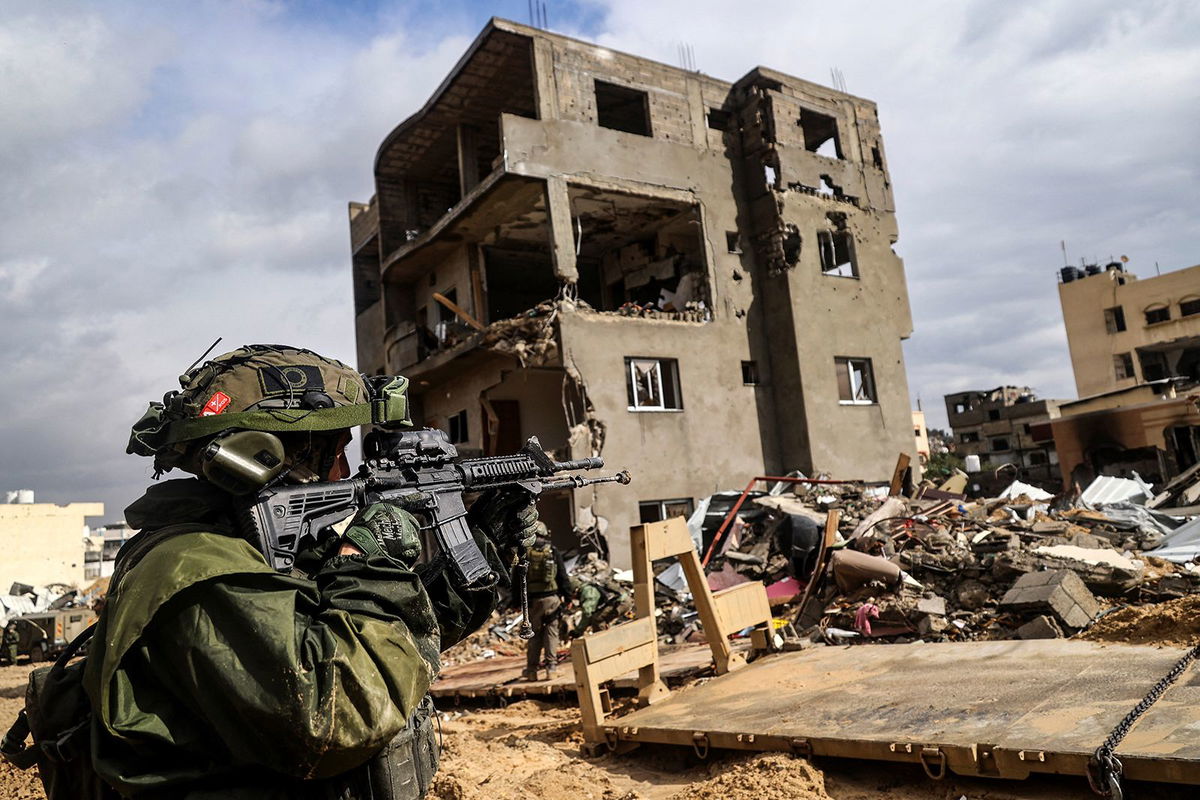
(349, 19, 914, 566)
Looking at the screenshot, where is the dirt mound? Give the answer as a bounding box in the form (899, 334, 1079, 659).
(1081, 595, 1200, 647)
(667, 753, 829, 800)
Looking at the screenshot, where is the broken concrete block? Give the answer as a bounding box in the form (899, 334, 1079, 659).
(1017, 615, 1064, 640)
(916, 596, 946, 617)
(999, 570, 1100, 630)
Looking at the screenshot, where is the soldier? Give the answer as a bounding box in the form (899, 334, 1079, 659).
(571, 576, 633, 637)
(521, 523, 571, 681)
(82, 344, 536, 799)
(1, 622, 17, 666)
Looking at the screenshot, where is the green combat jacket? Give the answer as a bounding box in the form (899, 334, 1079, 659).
(83, 479, 499, 799)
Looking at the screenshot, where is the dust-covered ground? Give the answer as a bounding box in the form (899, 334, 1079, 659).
(0, 661, 1193, 800)
(1081, 594, 1200, 648)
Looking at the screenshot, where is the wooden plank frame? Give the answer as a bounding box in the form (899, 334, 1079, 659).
(573, 517, 773, 742)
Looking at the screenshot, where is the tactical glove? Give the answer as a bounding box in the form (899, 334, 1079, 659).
(342, 502, 422, 567)
(467, 487, 539, 558)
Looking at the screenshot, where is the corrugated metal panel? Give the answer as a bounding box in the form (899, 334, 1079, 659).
(1081, 474, 1152, 507)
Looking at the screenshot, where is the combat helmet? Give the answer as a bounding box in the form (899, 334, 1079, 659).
(128, 344, 410, 493)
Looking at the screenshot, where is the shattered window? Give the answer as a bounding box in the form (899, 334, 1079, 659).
(1104, 306, 1127, 333)
(1145, 305, 1170, 325)
(594, 80, 652, 137)
(835, 357, 875, 404)
(818, 230, 857, 277)
(626, 357, 682, 411)
(1114, 352, 1135, 381)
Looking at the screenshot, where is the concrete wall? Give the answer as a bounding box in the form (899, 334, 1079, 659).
(558, 311, 770, 567)
(0, 502, 103, 592)
(1059, 263, 1200, 397)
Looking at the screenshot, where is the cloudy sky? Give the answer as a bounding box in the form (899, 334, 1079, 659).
(2, 0, 1198, 521)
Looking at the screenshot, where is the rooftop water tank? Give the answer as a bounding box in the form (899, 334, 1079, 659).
(1085, 264, 1103, 276)
(5, 489, 34, 504)
(1061, 266, 1084, 283)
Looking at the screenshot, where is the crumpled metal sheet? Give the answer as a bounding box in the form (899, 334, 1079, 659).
(1080, 473, 1154, 507)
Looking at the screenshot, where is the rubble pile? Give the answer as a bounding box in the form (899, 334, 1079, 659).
(481, 300, 560, 367)
(667, 468, 1200, 648)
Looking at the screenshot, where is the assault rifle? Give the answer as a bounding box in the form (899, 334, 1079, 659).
(237, 428, 630, 634)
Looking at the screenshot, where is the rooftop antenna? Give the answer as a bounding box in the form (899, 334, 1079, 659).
(1156, 261, 1161, 276)
(540, 1, 548, 29)
(1060, 240, 1068, 266)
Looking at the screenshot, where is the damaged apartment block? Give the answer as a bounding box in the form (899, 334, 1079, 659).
(348, 19, 915, 567)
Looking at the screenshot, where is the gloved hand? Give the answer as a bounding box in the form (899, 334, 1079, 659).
(341, 502, 422, 567)
(467, 487, 539, 557)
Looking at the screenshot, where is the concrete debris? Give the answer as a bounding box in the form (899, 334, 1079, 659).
(1016, 615, 1064, 640)
(999, 570, 1099, 630)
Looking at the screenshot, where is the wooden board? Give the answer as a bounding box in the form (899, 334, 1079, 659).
(605, 640, 1200, 785)
(431, 641, 748, 699)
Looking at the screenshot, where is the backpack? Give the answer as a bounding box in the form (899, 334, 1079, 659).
(0, 523, 207, 800)
(526, 543, 558, 594)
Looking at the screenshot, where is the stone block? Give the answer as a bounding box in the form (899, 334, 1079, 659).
(999, 569, 1099, 630)
(1017, 615, 1063, 640)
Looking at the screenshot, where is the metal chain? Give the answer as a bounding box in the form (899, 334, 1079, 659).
(1087, 643, 1200, 799)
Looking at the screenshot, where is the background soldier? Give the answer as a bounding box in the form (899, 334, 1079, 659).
(1, 622, 17, 666)
(522, 523, 571, 681)
(82, 344, 537, 800)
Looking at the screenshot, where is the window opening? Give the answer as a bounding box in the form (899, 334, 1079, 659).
(594, 80, 651, 136)
(726, 231, 741, 254)
(988, 409, 1000, 421)
(871, 145, 883, 170)
(1145, 305, 1170, 325)
(763, 163, 778, 189)
(639, 498, 695, 524)
(741, 361, 759, 385)
(626, 357, 683, 411)
(448, 410, 468, 444)
(818, 229, 857, 277)
(799, 108, 841, 158)
(1140, 350, 1169, 382)
(835, 357, 876, 404)
(960, 431, 979, 443)
(1104, 306, 1127, 333)
(781, 226, 801, 266)
(1114, 352, 1135, 381)
(707, 108, 732, 130)
(1181, 297, 1200, 317)
(991, 437, 1010, 452)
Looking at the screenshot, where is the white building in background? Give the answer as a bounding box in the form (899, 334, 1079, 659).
(0, 491, 104, 592)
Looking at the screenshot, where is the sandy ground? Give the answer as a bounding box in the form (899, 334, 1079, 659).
(0, 660, 1193, 800)
(1081, 594, 1200, 648)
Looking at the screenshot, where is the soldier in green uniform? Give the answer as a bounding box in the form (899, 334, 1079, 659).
(521, 523, 570, 681)
(1, 622, 17, 666)
(571, 577, 633, 637)
(82, 344, 537, 800)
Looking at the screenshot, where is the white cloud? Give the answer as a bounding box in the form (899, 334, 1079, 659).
(1, 0, 1198, 514)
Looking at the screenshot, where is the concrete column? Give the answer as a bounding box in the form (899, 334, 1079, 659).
(456, 124, 480, 196)
(544, 176, 577, 282)
(531, 38, 559, 121)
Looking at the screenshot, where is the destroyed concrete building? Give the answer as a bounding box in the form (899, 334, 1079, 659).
(944, 386, 1062, 485)
(1055, 261, 1200, 486)
(348, 19, 915, 567)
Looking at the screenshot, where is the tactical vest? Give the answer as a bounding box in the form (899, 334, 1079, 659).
(2, 523, 440, 800)
(526, 544, 558, 595)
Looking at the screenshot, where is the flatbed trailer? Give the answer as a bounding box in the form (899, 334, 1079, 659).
(604, 639, 1200, 786)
